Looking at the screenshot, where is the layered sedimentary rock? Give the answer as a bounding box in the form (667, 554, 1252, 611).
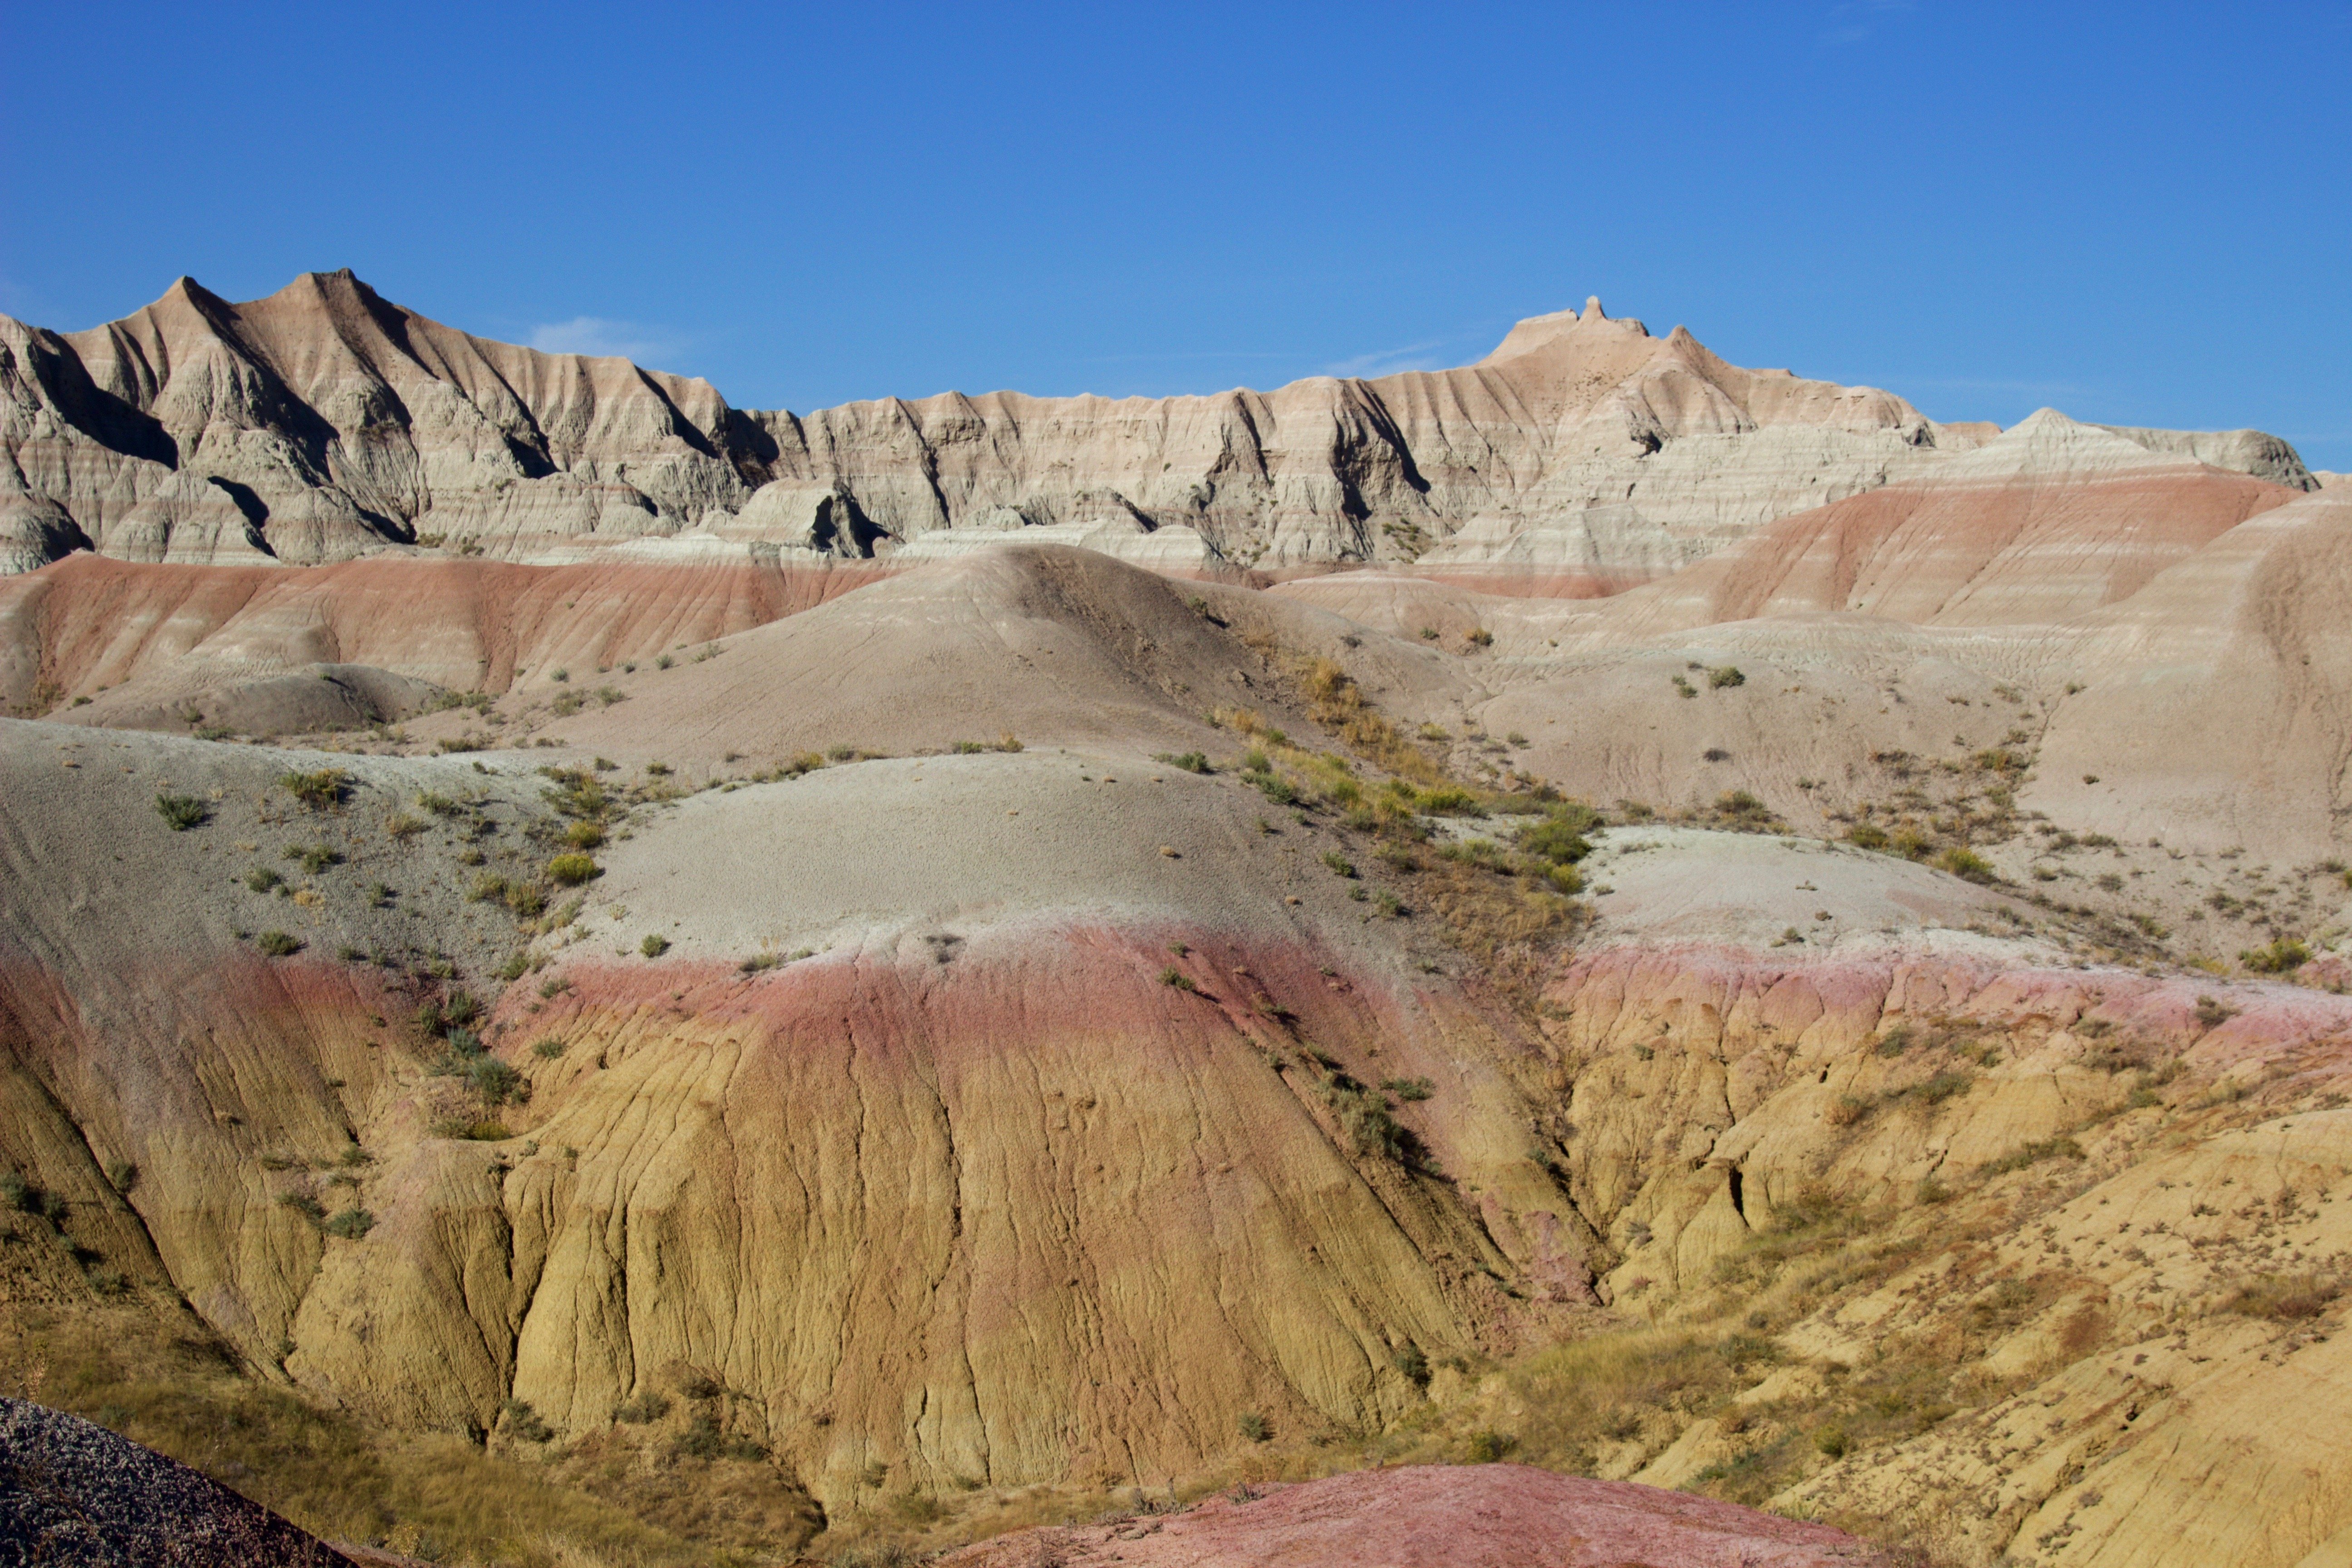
(34, 275, 2314, 583)
(1601, 408, 2305, 632)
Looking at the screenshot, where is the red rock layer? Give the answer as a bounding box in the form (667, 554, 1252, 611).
(0, 550, 895, 703)
(934, 1462, 1894, 1567)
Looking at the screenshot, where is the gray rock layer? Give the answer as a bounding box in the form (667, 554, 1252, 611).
(0, 1397, 353, 1566)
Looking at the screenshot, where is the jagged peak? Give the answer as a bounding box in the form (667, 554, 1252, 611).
(1478, 297, 1653, 365)
(155, 275, 231, 314)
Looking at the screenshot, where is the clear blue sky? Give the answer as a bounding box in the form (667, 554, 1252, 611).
(5, 2, 2347, 467)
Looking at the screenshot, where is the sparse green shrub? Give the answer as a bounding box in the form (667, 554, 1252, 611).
(1393, 1346, 1430, 1386)
(467, 872, 509, 904)
(1826, 1094, 1872, 1127)
(1251, 773, 1298, 805)
(1465, 1430, 1517, 1462)
(1937, 847, 1995, 882)
(1236, 1411, 1270, 1443)
(613, 1392, 672, 1424)
(1382, 1077, 1435, 1102)
(565, 821, 606, 850)
(322, 1209, 375, 1240)
(256, 931, 302, 957)
(640, 934, 670, 958)
(278, 1192, 326, 1223)
(104, 1160, 136, 1194)
(531, 1037, 567, 1058)
(738, 953, 782, 974)
(1160, 967, 1197, 993)
(671, 1414, 725, 1460)
(156, 794, 210, 831)
(1321, 851, 1357, 878)
(1, 1174, 65, 1224)
(1672, 674, 1697, 698)
(1847, 823, 1891, 851)
(546, 853, 600, 886)
(1158, 752, 1211, 774)
(1893, 1070, 1974, 1107)
(502, 1398, 553, 1442)
(287, 843, 342, 874)
(1980, 1137, 2084, 1176)
(429, 1117, 510, 1141)
(2221, 1272, 2344, 1319)
(466, 1057, 524, 1106)
(1518, 817, 1593, 866)
(1813, 1425, 1850, 1459)
(2195, 995, 2236, 1029)
(1465, 627, 1493, 647)
(279, 769, 349, 809)
(2241, 936, 2311, 974)
(245, 867, 283, 894)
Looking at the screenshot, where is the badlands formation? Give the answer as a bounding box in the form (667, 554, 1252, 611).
(1, 275, 2350, 1568)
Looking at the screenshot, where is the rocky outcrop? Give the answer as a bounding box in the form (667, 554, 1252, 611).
(9, 273, 2203, 585)
(0, 1397, 356, 1566)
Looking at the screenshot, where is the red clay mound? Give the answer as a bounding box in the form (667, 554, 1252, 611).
(935, 1464, 1891, 1567)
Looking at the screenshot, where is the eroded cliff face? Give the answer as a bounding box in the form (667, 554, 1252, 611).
(4, 275, 2025, 578)
(0, 732, 1609, 1524)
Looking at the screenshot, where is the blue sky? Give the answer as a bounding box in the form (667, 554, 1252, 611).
(5, 2, 2348, 466)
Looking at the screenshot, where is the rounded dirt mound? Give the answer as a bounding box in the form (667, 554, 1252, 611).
(933, 1463, 1891, 1567)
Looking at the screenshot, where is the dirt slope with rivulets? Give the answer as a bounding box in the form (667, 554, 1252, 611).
(0, 724, 1614, 1526)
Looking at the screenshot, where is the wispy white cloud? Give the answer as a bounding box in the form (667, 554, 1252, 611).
(1896, 375, 2097, 401)
(1082, 350, 1299, 365)
(1322, 340, 1454, 379)
(1821, 0, 1915, 44)
(526, 317, 684, 366)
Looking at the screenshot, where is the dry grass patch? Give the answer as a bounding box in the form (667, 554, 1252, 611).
(0, 1306, 707, 1565)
